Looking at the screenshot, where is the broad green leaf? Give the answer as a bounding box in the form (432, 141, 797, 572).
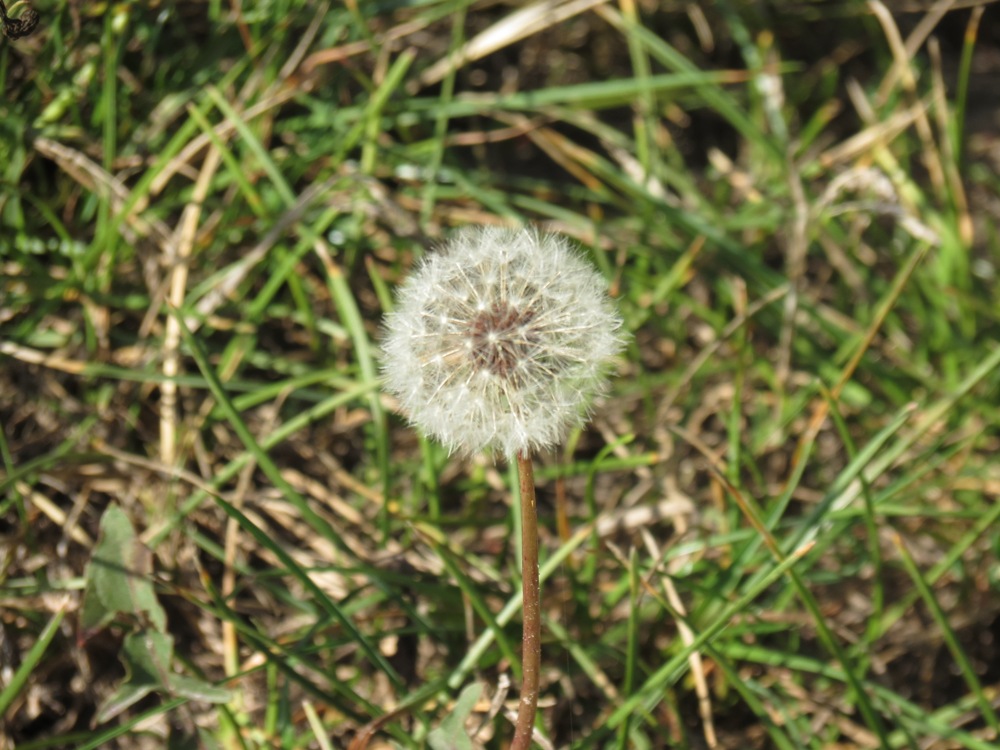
(96, 630, 231, 723)
(84, 507, 232, 724)
(80, 505, 166, 633)
(168, 674, 232, 704)
(96, 630, 171, 722)
(427, 682, 483, 750)
(96, 682, 156, 726)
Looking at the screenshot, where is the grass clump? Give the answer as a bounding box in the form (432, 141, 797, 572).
(2, 2, 1000, 749)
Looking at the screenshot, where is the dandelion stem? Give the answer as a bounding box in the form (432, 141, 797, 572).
(512, 450, 540, 750)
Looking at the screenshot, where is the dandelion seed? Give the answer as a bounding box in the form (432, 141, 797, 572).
(381, 226, 624, 456)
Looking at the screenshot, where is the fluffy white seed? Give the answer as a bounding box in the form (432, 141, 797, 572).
(380, 226, 625, 457)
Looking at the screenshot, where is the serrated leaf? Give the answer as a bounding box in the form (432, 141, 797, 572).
(427, 682, 483, 750)
(80, 505, 166, 633)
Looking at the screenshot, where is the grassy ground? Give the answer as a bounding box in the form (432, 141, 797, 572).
(2, 1, 1000, 748)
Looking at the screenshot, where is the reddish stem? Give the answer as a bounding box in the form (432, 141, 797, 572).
(511, 451, 540, 749)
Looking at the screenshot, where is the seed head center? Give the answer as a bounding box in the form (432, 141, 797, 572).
(468, 302, 536, 380)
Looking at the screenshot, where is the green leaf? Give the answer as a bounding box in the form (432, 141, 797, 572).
(96, 630, 169, 722)
(83, 507, 232, 724)
(80, 505, 166, 633)
(427, 682, 483, 750)
(96, 630, 231, 723)
(167, 674, 232, 704)
(96, 682, 156, 726)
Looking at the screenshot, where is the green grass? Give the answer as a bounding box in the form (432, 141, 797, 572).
(2, 2, 1000, 749)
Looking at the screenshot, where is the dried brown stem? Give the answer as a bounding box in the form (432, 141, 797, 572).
(511, 451, 540, 749)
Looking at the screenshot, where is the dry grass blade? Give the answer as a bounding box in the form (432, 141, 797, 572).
(149, 88, 302, 197)
(818, 102, 926, 167)
(873, 0, 960, 104)
(416, 0, 609, 89)
(189, 175, 341, 330)
(641, 529, 718, 749)
(0, 341, 89, 375)
(868, 1, 948, 196)
(927, 36, 974, 244)
(160, 146, 224, 466)
(33, 137, 172, 247)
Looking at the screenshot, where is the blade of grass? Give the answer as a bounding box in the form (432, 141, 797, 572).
(619, 0, 657, 180)
(405, 69, 756, 118)
(361, 49, 416, 176)
(544, 615, 619, 705)
(430, 535, 520, 678)
(446, 520, 597, 691)
(174, 306, 403, 688)
(701, 466, 891, 747)
(420, 4, 466, 227)
(303, 701, 335, 750)
(174, 308, 353, 556)
(143, 381, 375, 547)
(211, 492, 404, 692)
(953, 7, 984, 165)
(615, 548, 641, 750)
(598, 541, 814, 735)
(0, 416, 99, 498)
(723, 642, 1000, 750)
(195, 561, 387, 725)
(314, 244, 391, 535)
(891, 532, 1000, 732)
(205, 85, 296, 206)
(0, 605, 66, 716)
(184, 102, 266, 216)
(618, 537, 804, 750)
(595, 4, 781, 161)
(822, 385, 885, 652)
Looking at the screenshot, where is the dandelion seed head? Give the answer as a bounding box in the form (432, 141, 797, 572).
(381, 226, 626, 457)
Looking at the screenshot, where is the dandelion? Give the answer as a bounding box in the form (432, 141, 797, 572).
(381, 226, 624, 749)
(381, 226, 624, 457)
